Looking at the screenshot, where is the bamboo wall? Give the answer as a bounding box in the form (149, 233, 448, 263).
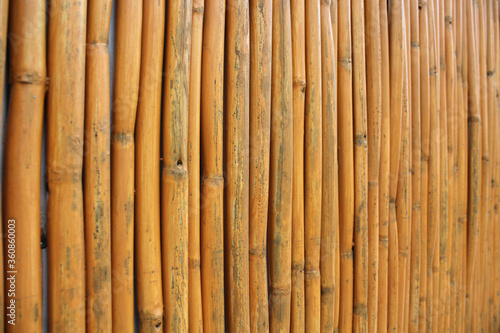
(0, 0, 499, 332)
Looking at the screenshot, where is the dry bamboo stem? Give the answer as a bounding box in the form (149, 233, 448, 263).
(268, 2, 293, 331)
(320, 0, 337, 331)
(290, 0, 306, 331)
(111, 1, 142, 331)
(493, 2, 500, 329)
(200, 0, 226, 330)
(187, 0, 204, 331)
(47, 0, 87, 330)
(0, 0, 7, 328)
(378, 0, 391, 330)
(225, 0, 250, 330)
(365, 0, 382, 330)
(135, 0, 165, 330)
(3, 1, 45, 331)
(249, 0, 271, 330)
(337, 0, 354, 331)
(84, 1, 113, 331)
(161, 0, 192, 331)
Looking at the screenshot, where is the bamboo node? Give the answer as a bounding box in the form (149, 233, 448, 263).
(341, 249, 353, 260)
(411, 41, 419, 49)
(321, 286, 335, 295)
(418, 0, 427, 9)
(270, 285, 292, 296)
(292, 263, 304, 272)
(189, 257, 201, 269)
(487, 70, 495, 77)
(468, 115, 480, 124)
(339, 57, 352, 69)
(249, 246, 266, 258)
(293, 78, 306, 92)
(445, 15, 452, 24)
(304, 269, 320, 277)
(10, 71, 47, 85)
(354, 134, 367, 147)
(193, 5, 204, 14)
(321, 0, 332, 7)
(368, 180, 379, 187)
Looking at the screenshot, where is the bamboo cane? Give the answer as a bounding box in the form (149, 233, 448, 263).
(290, 0, 306, 331)
(248, 0, 271, 330)
(200, 0, 226, 330)
(337, 0, 354, 331)
(3, 1, 45, 331)
(268, 2, 293, 330)
(365, 0, 382, 331)
(47, 0, 86, 330)
(0, 0, 7, 328)
(493, 2, 500, 330)
(378, 1, 391, 330)
(320, 0, 337, 331)
(135, 0, 165, 330)
(351, 0, 368, 330)
(84, 1, 113, 331)
(187, 0, 204, 331)
(225, 0, 250, 330)
(161, 0, 192, 331)
(111, 0, 142, 331)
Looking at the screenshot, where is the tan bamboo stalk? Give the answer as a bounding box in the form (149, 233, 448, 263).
(418, 0, 431, 330)
(187, 0, 204, 331)
(111, 0, 142, 331)
(161, 0, 192, 331)
(337, 0, 354, 331)
(0, 0, 7, 328)
(248, 0, 271, 330)
(320, 0, 337, 331)
(493, 2, 500, 329)
(290, 0, 306, 331)
(200, 0, 226, 330)
(84, 0, 113, 331)
(47, 0, 86, 330)
(304, 0, 322, 330)
(268, 2, 293, 330)
(3, 0, 45, 331)
(225, 0, 250, 330)
(135, 0, 165, 330)
(365, 0, 382, 330)
(378, 0, 391, 330)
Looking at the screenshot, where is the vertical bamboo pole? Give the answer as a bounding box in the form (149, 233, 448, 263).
(161, 0, 192, 331)
(111, 1, 142, 331)
(200, 0, 226, 330)
(320, 0, 337, 331)
(248, 0, 271, 330)
(3, 1, 45, 331)
(493, 2, 500, 330)
(135, 0, 165, 330)
(188, 0, 204, 331)
(225, 0, 250, 330)
(268, 1, 293, 330)
(378, 0, 391, 330)
(290, 0, 306, 330)
(47, 0, 87, 330)
(0, 0, 7, 328)
(337, 0, 354, 331)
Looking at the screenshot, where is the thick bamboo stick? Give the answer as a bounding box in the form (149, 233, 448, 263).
(378, 0, 391, 330)
(3, 1, 45, 331)
(248, 0, 271, 330)
(84, 1, 113, 331)
(111, 1, 142, 331)
(47, 0, 87, 330)
(200, 0, 226, 330)
(135, 0, 165, 330)
(161, 0, 192, 331)
(337, 0, 354, 331)
(187, 0, 204, 331)
(0, 0, 7, 328)
(225, 0, 250, 330)
(320, 0, 337, 331)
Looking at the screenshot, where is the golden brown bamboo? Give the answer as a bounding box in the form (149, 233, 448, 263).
(225, 0, 250, 330)
(320, 0, 337, 331)
(337, 0, 354, 331)
(200, 0, 226, 330)
(268, 2, 293, 331)
(3, 0, 45, 331)
(493, 2, 500, 330)
(161, 0, 192, 331)
(248, 0, 271, 330)
(111, 0, 142, 331)
(47, 0, 86, 330)
(187, 0, 204, 331)
(0, 0, 7, 328)
(135, 0, 165, 330)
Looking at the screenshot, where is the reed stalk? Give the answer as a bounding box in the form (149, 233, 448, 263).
(0, 0, 7, 328)
(493, 2, 500, 330)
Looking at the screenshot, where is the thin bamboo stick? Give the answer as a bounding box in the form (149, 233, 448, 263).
(225, 0, 250, 330)
(493, 2, 500, 330)
(135, 0, 165, 330)
(3, 1, 45, 331)
(200, 0, 226, 330)
(0, 0, 7, 328)
(337, 0, 354, 331)
(320, 0, 337, 331)
(111, 0, 142, 331)
(47, 0, 87, 330)
(248, 0, 271, 330)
